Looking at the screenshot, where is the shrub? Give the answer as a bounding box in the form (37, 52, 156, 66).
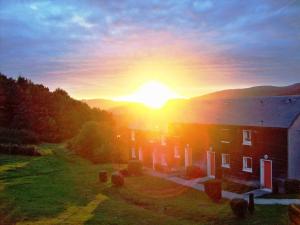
(119, 168, 129, 177)
(0, 128, 39, 145)
(128, 160, 142, 175)
(230, 198, 248, 218)
(111, 172, 124, 186)
(285, 179, 300, 194)
(99, 171, 108, 182)
(68, 121, 114, 163)
(288, 204, 300, 225)
(204, 179, 222, 202)
(186, 166, 204, 178)
(0, 144, 40, 156)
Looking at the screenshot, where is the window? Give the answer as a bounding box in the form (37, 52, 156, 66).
(243, 130, 252, 145)
(174, 146, 180, 158)
(220, 129, 231, 143)
(222, 154, 230, 168)
(243, 157, 253, 173)
(131, 130, 135, 141)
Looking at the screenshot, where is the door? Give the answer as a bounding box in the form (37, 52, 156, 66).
(260, 159, 272, 190)
(207, 151, 215, 177)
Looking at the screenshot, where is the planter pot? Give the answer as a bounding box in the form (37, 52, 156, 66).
(111, 172, 124, 187)
(204, 179, 222, 202)
(99, 171, 108, 182)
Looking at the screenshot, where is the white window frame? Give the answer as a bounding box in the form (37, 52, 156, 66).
(243, 156, 253, 173)
(221, 153, 230, 168)
(243, 130, 252, 146)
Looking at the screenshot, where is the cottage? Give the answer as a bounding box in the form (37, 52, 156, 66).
(130, 96, 300, 191)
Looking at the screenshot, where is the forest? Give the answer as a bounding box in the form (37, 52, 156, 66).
(0, 73, 119, 161)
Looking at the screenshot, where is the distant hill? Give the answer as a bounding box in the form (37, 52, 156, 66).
(84, 83, 300, 112)
(82, 99, 128, 110)
(196, 83, 300, 100)
(83, 83, 300, 120)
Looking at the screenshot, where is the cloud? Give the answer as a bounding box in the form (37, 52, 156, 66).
(0, 0, 300, 98)
(71, 14, 95, 28)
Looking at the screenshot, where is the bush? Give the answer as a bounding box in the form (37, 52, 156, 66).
(67, 121, 114, 163)
(230, 198, 248, 218)
(128, 160, 142, 175)
(186, 166, 204, 178)
(0, 128, 39, 144)
(119, 168, 129, 177)
(285, 179, 300, 194)
(288, 204, 300, 225)
(111, 172, 124, 186)
(204, 179, 222, 202)
(99, 171, 108, 182)
(0, 144, 40, 156)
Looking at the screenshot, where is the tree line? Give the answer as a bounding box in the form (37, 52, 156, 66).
(0, 73, 113, 143)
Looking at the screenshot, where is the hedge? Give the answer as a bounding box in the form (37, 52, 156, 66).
(0, 144, 40, 156)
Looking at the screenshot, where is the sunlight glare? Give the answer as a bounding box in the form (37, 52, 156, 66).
(116, 81, 180, 108)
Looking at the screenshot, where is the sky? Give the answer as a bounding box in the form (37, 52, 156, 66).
(0, 0, 300, 100)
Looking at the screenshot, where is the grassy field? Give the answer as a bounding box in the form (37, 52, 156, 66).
(0, 144, 289, 225)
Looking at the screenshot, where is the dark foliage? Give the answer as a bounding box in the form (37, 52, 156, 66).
(230, 198, 248, 218)
(111, 172, 124, 186)
(285, 179, 300, 194)
(204, 179, 222, 202)
(99, 171, 108, 182)
(0, 128, 39, 144)
(0, 73, 112, 142)
(127, 160, 143, 175)
(67, 121, 116, 163)
(0, 144, 40, 156)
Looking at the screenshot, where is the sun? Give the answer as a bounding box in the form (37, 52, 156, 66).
(116, 81, 179, 108)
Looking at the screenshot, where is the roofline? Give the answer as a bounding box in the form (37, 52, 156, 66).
(289, 111, 300, 128)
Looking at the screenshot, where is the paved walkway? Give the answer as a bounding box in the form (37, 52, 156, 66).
(146, 169, 300, 205)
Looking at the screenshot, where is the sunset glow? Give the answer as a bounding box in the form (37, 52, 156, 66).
(115, 81, 180, 108)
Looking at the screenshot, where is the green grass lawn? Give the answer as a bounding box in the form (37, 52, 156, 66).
(0, 144, 289, 225)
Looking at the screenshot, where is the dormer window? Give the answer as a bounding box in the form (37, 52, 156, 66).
(243, 130, 252, 146)
(131, 130, 135, 141)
